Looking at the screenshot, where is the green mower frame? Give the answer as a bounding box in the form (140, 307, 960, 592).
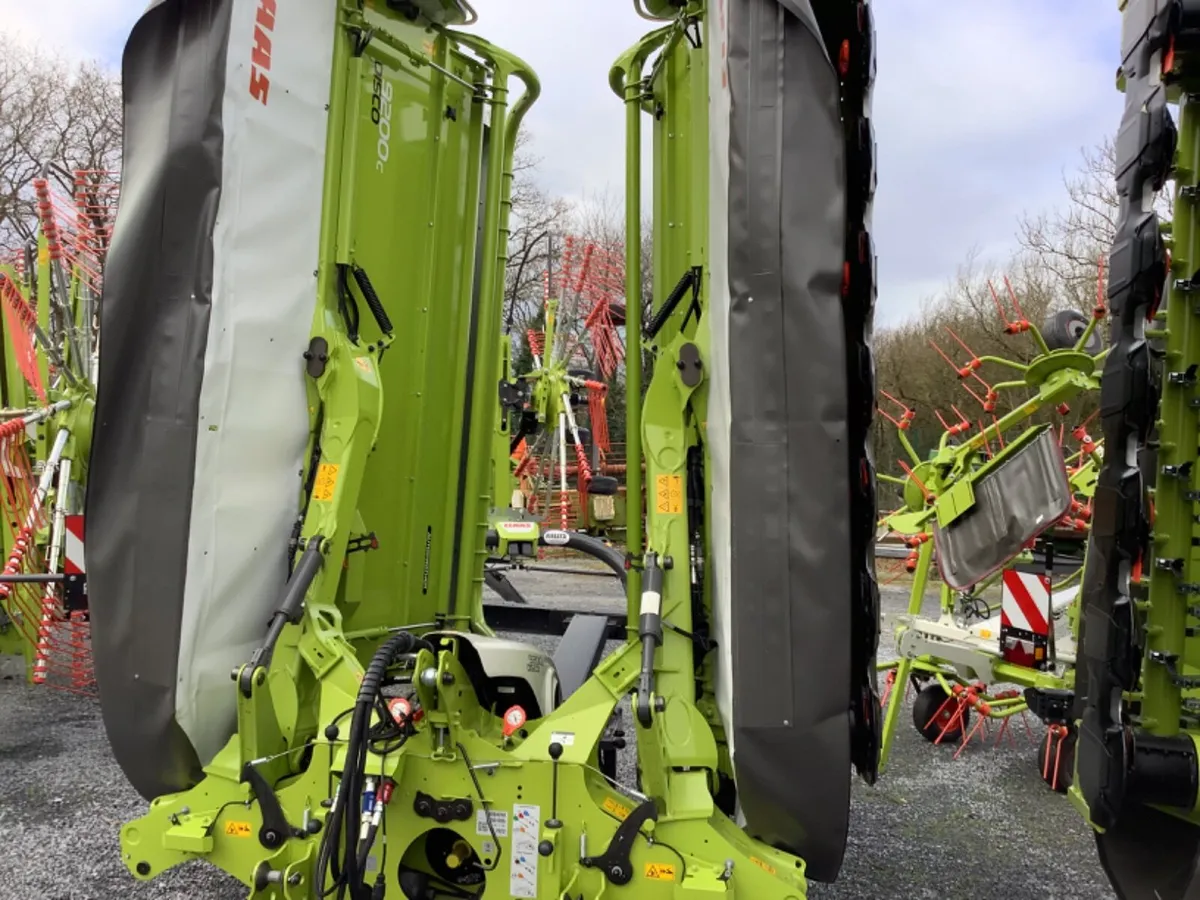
(114, 4, 846, 897)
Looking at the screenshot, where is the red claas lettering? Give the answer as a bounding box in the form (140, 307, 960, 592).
(248, 0, 277, 105)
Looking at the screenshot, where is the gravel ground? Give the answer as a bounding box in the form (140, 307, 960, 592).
(0, 567, 1114, 899)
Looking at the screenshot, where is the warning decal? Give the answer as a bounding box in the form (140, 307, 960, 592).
(601, 796, 630, 820)
(655, 474, 683, 515)
(751, 856, 777, 875)
(313, 463, 340, 501)
(644, 862, 677, 881)
(475, 809, 508, 837)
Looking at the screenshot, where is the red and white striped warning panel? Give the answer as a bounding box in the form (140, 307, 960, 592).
(1001, 569, 1049, 636)
(64, 514, 85, 574)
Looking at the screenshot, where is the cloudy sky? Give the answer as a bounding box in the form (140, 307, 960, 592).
(0, 1, 1122, 326)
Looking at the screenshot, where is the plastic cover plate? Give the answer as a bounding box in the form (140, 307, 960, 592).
(934, 427, 1072, 590)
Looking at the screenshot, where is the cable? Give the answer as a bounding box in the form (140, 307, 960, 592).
(455, 742, 502, 871)
(317, 633, 431, 899)
(644, 835, 688, 881)
(205, 799, 252, 837)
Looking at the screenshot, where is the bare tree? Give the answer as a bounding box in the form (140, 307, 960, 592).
(503, 130, 571, 337)
(870, 139, 1138, 489)
(0, 38, 121, 254)
(1017, 138, 1172, 314)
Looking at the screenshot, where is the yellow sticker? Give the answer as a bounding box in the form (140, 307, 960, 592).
(750, 856, 777, 875)
(602, 797, 630, 820)
(224, 821, 252, 838)
(422, 40, 436, 57)
(353, 356, 372, 374)
(644, 862, 676, 881)
(314, 463, 340, 501)
(655, 474, 683, 515)
(37, 245, 48, 265)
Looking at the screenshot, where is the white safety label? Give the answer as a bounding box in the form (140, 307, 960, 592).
(549, 731, 576, 746)
(509, 803, 540, 898)
(476, 809, 508, 837)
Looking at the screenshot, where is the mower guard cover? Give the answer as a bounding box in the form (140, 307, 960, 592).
(933, 426, 1072, 590)
(88, 0, 337, 799)
(708, 0, 878, 879)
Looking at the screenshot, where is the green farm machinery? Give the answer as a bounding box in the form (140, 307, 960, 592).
(874, 280, 1106, 788)
(1063, 2, 1200, 896)
(87, 0, 877, 897)
(67, 0, 1200, 898)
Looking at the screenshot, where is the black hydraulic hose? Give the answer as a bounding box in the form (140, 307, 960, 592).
(485, 529, 627, 587)
(351, 265, 394, 337)
(538, 530, 628, 586)
(289, 404, 326, 576)
(319, 631, 433, 899)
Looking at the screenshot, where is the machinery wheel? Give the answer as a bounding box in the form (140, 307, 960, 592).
(1042, 309, 1103, 354)
(589, 475, 619, 496)
(1037, 727, 1077, 793)
(912, 683, 968, 743)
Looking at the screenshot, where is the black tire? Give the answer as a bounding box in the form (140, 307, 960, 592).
(1042, 309, 1103, 355)
(1037, 728, 1077, 793)
(912, 683, 968, 743)
(589, 475, 619, 497)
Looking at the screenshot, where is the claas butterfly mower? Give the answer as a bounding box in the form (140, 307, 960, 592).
(87, 1, 878, 898)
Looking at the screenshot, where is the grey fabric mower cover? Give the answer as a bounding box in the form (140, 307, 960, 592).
(87, 0, 336, 799)
(708, 0, 879, 882)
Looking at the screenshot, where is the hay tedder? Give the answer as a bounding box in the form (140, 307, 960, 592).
(0, 170, 113, 694)
(506, 236, 628, 538)
(874, 275, 1106, 789)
